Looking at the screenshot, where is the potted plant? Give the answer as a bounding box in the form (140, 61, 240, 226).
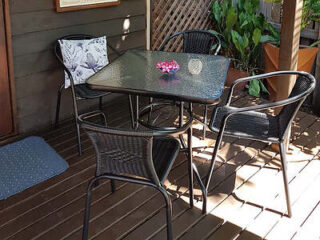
(262, 0, 320, 98)
(210, 0, 269, 96)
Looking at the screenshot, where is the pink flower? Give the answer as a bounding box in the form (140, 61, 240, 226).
(156, 60, 180, 73)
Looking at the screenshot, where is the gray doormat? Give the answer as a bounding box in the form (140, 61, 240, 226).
(0, 136, 69, 200)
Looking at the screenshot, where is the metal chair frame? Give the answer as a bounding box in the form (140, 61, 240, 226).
(205, 71, 316, 217)
(54, 34, 135, 155)
(78, 110, 193, 240)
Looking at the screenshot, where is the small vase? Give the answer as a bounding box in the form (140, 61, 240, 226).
(188, 59, 203, 75)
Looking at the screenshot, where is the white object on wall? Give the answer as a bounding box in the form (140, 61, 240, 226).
(146, 0, 151, 50)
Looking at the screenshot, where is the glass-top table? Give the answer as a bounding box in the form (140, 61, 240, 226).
(86, 49, 230, 214)
(87, 49, 230, 104)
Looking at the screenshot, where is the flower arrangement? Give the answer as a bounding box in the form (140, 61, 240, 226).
(156, 60, 180, 74)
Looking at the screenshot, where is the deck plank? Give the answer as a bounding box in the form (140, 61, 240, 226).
(291, 200, 320, 240)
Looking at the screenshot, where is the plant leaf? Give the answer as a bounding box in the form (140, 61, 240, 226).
(260, 35, 276, 43)
(267, 23, 280, 39)
(252, 28, 261, 46)
(211, 44, 218, 51)
(208, 29, 221, 36)
(243, 34, 249, 49)
(221, 0, 229, 18)
(212, 1, 222, 24)
(248, 79, 260, 97)
(240, 20, 249, 29)
(226, 7, 237, 30)
(259, 80, 269, 94)
(264, 0, 282, 2)
(310, 39, 320, 48)
(231, 30, 244, 56)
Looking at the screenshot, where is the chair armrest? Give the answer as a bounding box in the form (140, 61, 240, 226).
(226, 70, 312, 106)
(228, 97, 304, 114)
(78, 111, 192, 137)
(213, 43, 221, 56)
(212, 35, 221, 56)
(209, 94, 307, 132)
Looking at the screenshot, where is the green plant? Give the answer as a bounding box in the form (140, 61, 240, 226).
(301, 0, 320, 31)
(211, 0, 269, 96)
(263, 0, 320, 47)
(211, 0, 269, 73)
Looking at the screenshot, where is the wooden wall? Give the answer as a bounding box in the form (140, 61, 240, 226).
(9, 0, 146, 133)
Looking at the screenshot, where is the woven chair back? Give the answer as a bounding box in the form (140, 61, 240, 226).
(86, 130, 161, 185)
(278, 75, 314, 138)
(183, 31, 214, 54)
(160, 30, 220, 55)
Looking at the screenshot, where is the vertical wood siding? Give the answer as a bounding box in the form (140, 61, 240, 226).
(9, 0, 146, 133)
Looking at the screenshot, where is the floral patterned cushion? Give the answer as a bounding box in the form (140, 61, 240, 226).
(58, 36, 109, 88)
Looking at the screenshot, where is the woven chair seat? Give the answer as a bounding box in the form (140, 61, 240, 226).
(75, 84, 111, 99)
(210, 106, 280, 142)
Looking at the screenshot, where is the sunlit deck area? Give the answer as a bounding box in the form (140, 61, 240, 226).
(0, 89, 319, 240)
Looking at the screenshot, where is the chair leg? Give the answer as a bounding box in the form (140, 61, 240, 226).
(279, 142, 292, 217)
(55, 84, 64, 127)
(110, 179, 116, 193)
(76, 121, 82, 156)
(128, 95, 135, 129)
(193, 162, 207, 214)
(203, 127, 225, 213)
(188, 126, 194, 208)
(158, 186, 173, 240)
(206, 128, 225, 188)
(98, 97, 107, 125)
(202, 105, 208, 139)
(82, 178, 98, 240)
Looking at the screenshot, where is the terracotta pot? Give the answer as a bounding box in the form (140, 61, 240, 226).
(225, 67, 249, 90)
(263, 42, 318, 99)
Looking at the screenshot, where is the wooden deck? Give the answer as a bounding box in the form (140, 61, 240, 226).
(0, 90, 319, 240)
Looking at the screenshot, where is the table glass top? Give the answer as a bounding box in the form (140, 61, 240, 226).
(87, 49, 230, 103)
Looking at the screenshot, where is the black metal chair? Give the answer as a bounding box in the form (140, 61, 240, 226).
(54, 34, 135, 155)
(78, 110, 193, 240)
(157, 29, 222, 139)
(205, 71, 316, 217)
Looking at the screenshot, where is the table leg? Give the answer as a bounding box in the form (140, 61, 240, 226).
(193, 163, 207, 214)
(179, 102, 187, 149)
(189, 102, 207, 213)
(187, 126, 194, 208)
(179, 101, 184, 127)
